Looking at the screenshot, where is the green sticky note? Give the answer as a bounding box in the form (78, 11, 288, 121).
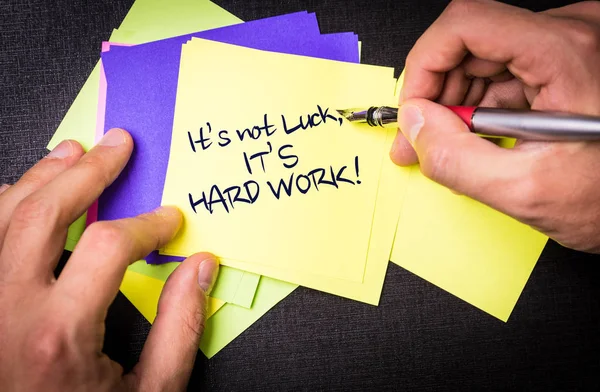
(200, 277, 297, 358)
(229, 273, 260, 308)
(118, 0, 242, 42)
(48, 1, 241, 150)
(128, 260, 260, 308)
(48, 63, 101, 151)
(64, 213, 87, 252)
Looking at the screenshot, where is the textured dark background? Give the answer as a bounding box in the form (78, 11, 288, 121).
(2, 0, 600, 390)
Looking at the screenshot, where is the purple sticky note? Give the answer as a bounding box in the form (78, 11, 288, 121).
(100, 13, 359, 264)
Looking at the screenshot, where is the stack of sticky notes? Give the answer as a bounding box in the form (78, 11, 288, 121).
(49, 0, 548, 358)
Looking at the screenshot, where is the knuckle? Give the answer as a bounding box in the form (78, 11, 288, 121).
(567, 21, 600, 53)
(445, 0, 479, 19)
(19, 170, 47, 190)
(12, 196, 59, 227)
(24, 323, 67, 368)
(509, 169, 546, 225)
(78, 154, 113, 188)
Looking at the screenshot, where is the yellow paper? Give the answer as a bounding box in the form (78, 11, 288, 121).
(161, 38, 408, 304)
(388, 71, 545, 321)
(119, 270, 225, 322)
(391, 166, 547, 321)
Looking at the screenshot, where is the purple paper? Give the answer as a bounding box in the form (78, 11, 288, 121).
(100, 13, 359, 264)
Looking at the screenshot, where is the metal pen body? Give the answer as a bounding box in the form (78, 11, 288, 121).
(473, 108, 600, 141)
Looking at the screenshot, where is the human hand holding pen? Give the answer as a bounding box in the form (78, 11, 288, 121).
(391, 0, 600, 253)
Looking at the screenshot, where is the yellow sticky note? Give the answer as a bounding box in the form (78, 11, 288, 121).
(388, 71, 545, 321)
(391, 166, 547, 321)
(120, 270, 225, 322)
(161, 38, 408, 304)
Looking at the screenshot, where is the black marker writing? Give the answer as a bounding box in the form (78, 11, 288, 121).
(218, 130, 231, 147)
(243, 141, 273, 174)
(282, 105, 343, 135)
(186, 106, 361, 215)
(266, 160, 360, 200)
(189, 180, 260, 214)
(278, 144, 299, 169)
(187, 122, 213, 152)
(235, 113, 276, 142)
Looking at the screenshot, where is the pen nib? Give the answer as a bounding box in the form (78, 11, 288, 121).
(336, 108, 354, 120)
(336, 108, 367, 122)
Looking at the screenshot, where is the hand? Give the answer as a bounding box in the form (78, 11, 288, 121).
(391, 0, 600, 252)
(0, 129, 219, 391)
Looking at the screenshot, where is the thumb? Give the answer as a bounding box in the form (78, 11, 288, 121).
(125, 253, 219, 391)
(398, 98, 526, 211)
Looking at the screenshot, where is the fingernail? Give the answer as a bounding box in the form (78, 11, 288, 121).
(389, 130, 401, 154)
(198, 257, 219, 294)
(398, 104, 424, 145)
(450, 188, 463, 196)
(0, 184, 10, 194)
(151, 205, 183, 234)
(45, 140, 73, 159)
(152, 205, 181, 219)
(98, 128, 126, 147)
(398, 86, 405, 104)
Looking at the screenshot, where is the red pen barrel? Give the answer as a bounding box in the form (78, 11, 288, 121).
(446, 106, 476, 129)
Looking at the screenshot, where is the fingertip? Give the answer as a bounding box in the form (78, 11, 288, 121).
(60, 139, 86, 158)
(151, 205, 184, 234)
(45, 139, 82, 160)
(389, 130, 419, 166)
(187, 253, 219, 294)
(153, 204, 183, 219)
(115, 128, 133, 146)
(398, 103, 425, 145)
(98, 128, 133, 150)
(401, 98, 471, 133)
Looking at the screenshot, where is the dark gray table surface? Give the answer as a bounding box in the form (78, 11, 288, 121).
(2, 0, 600, 390)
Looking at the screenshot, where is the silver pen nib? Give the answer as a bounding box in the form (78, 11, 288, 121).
(336, 108, 369, 122)
(336, 106, 398, 127)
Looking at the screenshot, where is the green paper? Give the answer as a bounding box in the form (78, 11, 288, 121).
(65, 213, 87, 252)
(48, 1, 241, 150)
(118, 0, 242, 42)
(128, 260, 260, 308)
(48, 63, 101, 151)
(229, 273, 260, 308)
(200, 277, 297, 358)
